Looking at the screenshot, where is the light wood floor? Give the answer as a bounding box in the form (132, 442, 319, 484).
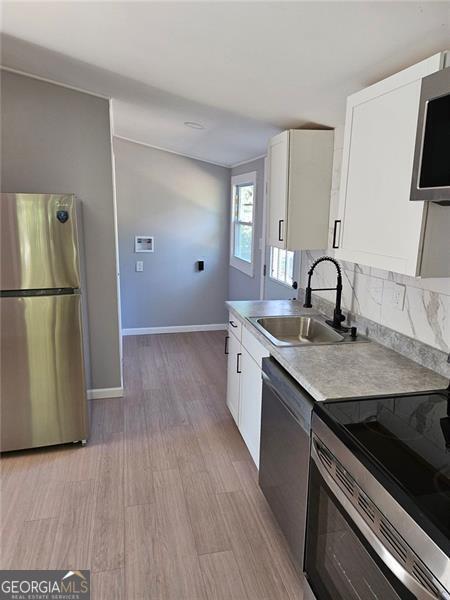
(1, 331, 303, 599)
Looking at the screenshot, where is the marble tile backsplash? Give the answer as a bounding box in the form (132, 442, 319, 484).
(299, 127, 450, 358)
(300, 250, 450, 356)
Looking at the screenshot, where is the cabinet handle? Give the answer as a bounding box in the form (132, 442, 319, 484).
(229, 320, 238, 328)
(278, 219, 284, 242)
(236, 352, 242, 374)
(224, 335, 229, 355)
(332, 219, 341, 249)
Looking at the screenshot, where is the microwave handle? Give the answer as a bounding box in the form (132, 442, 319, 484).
(310, 440, 437, 600)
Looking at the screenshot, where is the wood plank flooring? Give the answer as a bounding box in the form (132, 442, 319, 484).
(0, 331, 303, 599)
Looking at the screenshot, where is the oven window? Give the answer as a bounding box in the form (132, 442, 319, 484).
(419, 93, 450, 189)
(305, 463, 414, 600)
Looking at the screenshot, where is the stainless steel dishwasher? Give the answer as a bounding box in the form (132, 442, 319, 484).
(259, 357, 315, 571)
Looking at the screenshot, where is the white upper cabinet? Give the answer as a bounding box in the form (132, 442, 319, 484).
(267, 130, 334, 250)
(267, 131, 289, 249)
(335, 53, 450, 278)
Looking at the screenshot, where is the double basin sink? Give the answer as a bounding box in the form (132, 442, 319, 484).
(248, 314, 369, 347)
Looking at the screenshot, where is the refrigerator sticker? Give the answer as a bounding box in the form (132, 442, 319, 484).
(56, 210, 69, 223)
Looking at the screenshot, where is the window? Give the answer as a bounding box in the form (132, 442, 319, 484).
(230, 171, 256, 276)
(270, 247, 295, 286)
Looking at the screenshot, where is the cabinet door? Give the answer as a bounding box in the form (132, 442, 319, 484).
(267, 131, 289, 249)
(226, 332, 241, 425)
(239, 348, 263, 468)
(336, 55, 442, 276)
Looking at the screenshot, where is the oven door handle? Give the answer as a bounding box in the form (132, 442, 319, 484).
(311, 440, 437, 600)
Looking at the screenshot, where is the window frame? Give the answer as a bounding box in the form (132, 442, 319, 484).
(269, 246, 295, 288)
(229, 171, 257, 277)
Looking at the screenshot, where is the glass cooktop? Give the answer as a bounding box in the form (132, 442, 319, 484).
(318, 390, 450, 551)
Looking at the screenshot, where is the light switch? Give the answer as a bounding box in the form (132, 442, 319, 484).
(136, 260, 144, 272)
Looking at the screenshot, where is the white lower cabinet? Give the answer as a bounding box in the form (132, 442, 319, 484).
(226, 331, 241, 425)
(239, 348, 264, 468)
(225, 320, 269, 469)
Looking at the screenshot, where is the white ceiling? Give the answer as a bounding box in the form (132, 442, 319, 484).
(1, 1, 449, 166)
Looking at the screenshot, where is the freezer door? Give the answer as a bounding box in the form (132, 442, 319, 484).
(1, 193, 80, 291)
(1, 293, 88, 451)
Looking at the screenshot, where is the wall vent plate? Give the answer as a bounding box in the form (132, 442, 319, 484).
(135, 236, 154, 253)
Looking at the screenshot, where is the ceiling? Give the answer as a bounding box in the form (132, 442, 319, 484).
(1, 1, 449, 166)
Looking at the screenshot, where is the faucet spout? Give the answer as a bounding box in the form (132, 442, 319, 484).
(303, 256, 346, 330)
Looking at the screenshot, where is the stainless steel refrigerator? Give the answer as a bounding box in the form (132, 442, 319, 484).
(1, 193, 89, 452)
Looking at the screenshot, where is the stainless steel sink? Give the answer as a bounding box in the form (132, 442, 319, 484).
(248, 314, 369, 347)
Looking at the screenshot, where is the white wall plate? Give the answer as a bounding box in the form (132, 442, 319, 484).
(135, 235, 154, 252)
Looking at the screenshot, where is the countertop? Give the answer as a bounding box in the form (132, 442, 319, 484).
(226, 300, 449, 402)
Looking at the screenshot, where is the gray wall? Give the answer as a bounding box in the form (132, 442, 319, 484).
(228, 157, 265, 300)
(1, 70, 122, 390)
(114, 137, 229, 329)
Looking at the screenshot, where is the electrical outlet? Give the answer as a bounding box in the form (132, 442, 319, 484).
(392, 283, 406, 311)
(136, 260, 144, 272)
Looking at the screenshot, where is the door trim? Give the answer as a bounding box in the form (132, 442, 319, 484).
(260, 156, 268, 299)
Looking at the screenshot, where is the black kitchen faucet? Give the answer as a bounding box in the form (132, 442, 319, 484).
(303, 256, 347, 330)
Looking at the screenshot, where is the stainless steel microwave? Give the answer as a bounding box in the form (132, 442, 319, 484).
(410, 66, 450, 205)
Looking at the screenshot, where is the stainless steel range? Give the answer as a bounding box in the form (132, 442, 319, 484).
(304, 391, 450, 600)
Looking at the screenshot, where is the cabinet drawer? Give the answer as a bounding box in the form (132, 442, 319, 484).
(242, 326, 269, 367)
(228, 312, 242, 341)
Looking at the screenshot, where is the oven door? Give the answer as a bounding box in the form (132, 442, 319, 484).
(304, 438, 437, 600)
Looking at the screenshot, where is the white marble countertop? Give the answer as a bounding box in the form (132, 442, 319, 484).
(226, 300, 449, 402)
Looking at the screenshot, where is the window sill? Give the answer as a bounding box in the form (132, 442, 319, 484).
(230, 256, 254, 278)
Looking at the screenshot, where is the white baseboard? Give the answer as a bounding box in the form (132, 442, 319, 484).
(87, 387, 124, 400)
(122, 323, 227, 336)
